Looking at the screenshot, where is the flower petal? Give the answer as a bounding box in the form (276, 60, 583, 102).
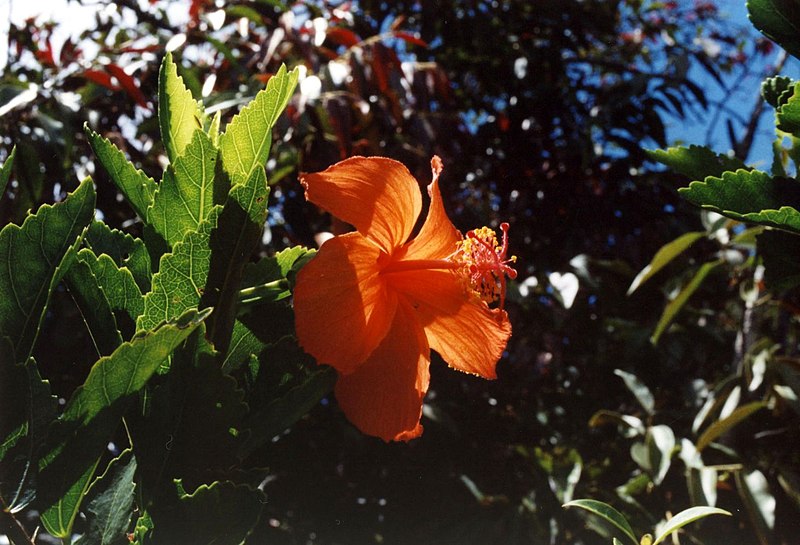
(401, 156, 462, 260)
(301, 156, 423, 254)
(334, 303, 431, 442)
(293, 232, 397, 374)
(386, 269, 511, 378)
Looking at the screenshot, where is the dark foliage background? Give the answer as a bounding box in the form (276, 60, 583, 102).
(1, 0, 798, 543)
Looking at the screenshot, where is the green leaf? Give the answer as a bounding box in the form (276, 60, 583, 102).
(776, 82, 800, 134)
(0, 178, 95, 363)
(75, 450, 137, 545)
(84, 221, 152, 293)
(158, 52, 204, 163)
(0, 145, 16, 200)
(651, 260, 723, 344)
(149, 480, 264, 545)
(86, 126, 157, 220)
(628, 232, 705, 294)
(679, 169, 800, 233)
(0, 345, 57, 511)
(147, 129, 219, 247)
(748, 0, 800, 60)
(38, 308, 210, 538)
(762, 76, 794, 109)
(652, 506, 730, 545)
(131, 331, 247, 497)
(563, 499, 639, 545)
(240, 364, 336, 457)
(138, 208, 220, 332)
(64, 251, 124, 357)
(614, 369, 655, 415)
(203, 167, 269, 352)
(757, 229, 800, 292)
(79, 249, 145, 338)
(241, 246, 315, 303)
(736, 469, 776, 543)
(695, 401, 766, 451)
(221, 320, 268, 374)
(647, 145, 747, 181)
(219, 64, 298, 184)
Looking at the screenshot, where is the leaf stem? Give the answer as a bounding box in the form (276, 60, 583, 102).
(238, 279, 290, 305)
(0, 497, 35, 545)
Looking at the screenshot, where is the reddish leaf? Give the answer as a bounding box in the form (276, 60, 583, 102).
(393, 31, 427, 48)
(105, 64, 149, 108)
(326, 27, 361, 48)
(81, 69, 120, 91)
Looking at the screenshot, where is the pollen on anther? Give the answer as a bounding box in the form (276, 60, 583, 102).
(454, 222, 518, 308)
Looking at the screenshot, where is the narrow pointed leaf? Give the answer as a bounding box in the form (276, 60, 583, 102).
(158, 52, 204, 162)
(86, 126, 156, 219)
(147, 129, 218, 246)
(736, 469, 776, 545)
(563, 499, 639, 545)
(0, 145, 16, 200)
(628, 232, 705, 294)
(75, 450, 137, 545)
(696, 401, 766, 451)
(138, 208, 221, 332)
(614, 369, 655, 415)
(0, 178, 95, 363)
(39, 308, 210, 538)
(219, 64, 298, 184)
(679, 169, 800, 233)
(651, 260, 723, 344)
(652, 506, 730, 545)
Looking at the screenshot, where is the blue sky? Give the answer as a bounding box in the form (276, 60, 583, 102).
(666, 0, 800, 168)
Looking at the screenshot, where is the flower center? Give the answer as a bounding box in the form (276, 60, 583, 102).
(454, 222, 518, 308)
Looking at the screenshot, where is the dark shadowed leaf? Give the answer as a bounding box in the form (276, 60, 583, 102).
(647, 145, 747, 181)
(0, 178, 95, 363)
(38, 308, 210, 538)
(75, 450, 137, 545)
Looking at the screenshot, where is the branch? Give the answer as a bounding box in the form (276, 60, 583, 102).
(0, 498, 35, 545)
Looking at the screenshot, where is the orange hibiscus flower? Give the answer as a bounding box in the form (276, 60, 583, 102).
(293, 156, 515, 441)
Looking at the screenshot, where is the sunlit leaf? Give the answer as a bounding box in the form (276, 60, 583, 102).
(0, 178, 95, 363)
(39, 308, 210, 538)
(679, 169, 800, 233)
(84, 221, 152, 292)
(86, 126, 156, 220)
(0, 145, 16, 200)
(652, 506, 730, 545)
(651, 260, 723, 345)
(158, 51, 204, 163)
(628, 231, 705, 294)
(138, 208, 220, 332)
(563, 499, 639, 545)
(696, 401, 766, 451)
(147, 129, 218, 247)
(647, 145, 747, 181)
(219, 64, 298, 185)
(736, 469, 776, 545)
(614, 369, 655, 414)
